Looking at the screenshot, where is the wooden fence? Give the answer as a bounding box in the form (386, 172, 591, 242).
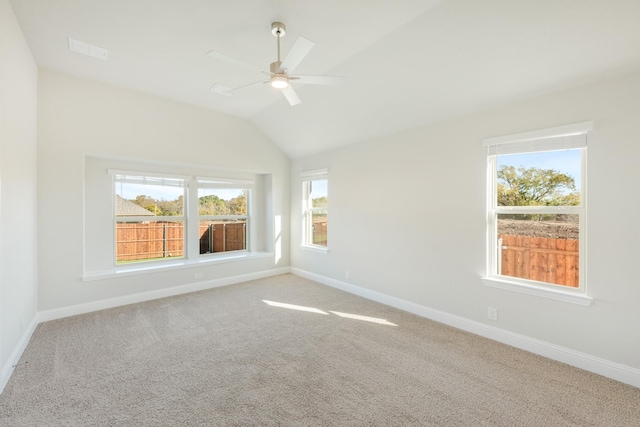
(498, 234, 579, 287)
(199, 223, 246, 254)
(116, 221, 245, 262)
(312, 220, 327, 246)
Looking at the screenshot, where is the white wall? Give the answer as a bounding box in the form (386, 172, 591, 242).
(0, 0, 39, 390)
(291, 70, 640, 371)
(37, 70, 290, 312)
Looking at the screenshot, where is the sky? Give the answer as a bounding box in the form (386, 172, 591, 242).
(310, 179, 328, 199)
(497, 149, 582, 191)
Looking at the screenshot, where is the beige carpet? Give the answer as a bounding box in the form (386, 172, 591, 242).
(1, 274, 638, 426)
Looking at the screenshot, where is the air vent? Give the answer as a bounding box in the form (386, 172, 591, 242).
(68, 38, 108, 60)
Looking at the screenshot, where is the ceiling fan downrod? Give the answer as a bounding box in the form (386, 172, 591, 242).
(270, 22, 288, 88)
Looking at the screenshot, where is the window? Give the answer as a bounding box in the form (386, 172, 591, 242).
(84, 157, 271, 277)
(110, 170, 255, 266)
(301, 169, 328, 249)
(197, 177, 252, 255)
(114, 172, 187, 264)
(483, 122, 591, 298)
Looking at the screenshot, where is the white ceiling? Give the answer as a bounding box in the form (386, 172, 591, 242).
(10, 0, 640, 158)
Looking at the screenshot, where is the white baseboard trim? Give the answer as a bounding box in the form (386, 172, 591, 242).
(291, 268, 640, 389)
(38, 267, 291, 323)
(0, 315, 39, 394)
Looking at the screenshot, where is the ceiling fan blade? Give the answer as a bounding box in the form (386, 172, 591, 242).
(292, 75, 347, 85)
(210, 83, 232, 96)
(227, 79, 268, 93)
(210, 79, 267, 96)
(278, 36, 315, 74)
(281, 85, 301, 106)
(207, 50, 267, 74)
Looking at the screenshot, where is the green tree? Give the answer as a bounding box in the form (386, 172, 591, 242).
(130, 195, 183, 216)
(228, 194, 247, 215)
(199, 195, 228, 215)
(312, 196, 327, 208)
(497, 165, 579, 207)
(156, 195, 183, 216)
(497, 165, 579, 221)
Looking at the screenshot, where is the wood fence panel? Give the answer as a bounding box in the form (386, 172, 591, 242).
(565, 239, 579, 288)
(499, 234, 579, 288)
(225, 223, 246, 251)
(116, 222, 184, 262)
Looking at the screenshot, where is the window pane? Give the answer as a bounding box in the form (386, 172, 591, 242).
(198, 188, 247, 216)
(310, 179, 327, 207)
(115, 181, 184, 216)
(116, 220, 184, 263)
(496, 149, 581, 207)
(312, 210, 327, 246)
(199, 219, 247, 254)
(497, 214, 579, 287)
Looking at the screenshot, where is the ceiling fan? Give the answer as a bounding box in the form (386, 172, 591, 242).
(208, 22, 345, 106)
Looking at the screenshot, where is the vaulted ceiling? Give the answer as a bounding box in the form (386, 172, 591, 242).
(11, 0, 640, 158)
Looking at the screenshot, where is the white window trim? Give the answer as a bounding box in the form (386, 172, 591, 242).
(82, 251, 273, 281)
(113, 171, 188, 266)
(482, 122, 593, 306)
(110, 170, 257, 270)
(196, 176, 252, 256)
(301, 169, 329, 251)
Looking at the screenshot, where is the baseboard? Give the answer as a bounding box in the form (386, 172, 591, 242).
(0, 315, 39, 394)
(38, 267, 291, 323)
(291, 268, 640, 389)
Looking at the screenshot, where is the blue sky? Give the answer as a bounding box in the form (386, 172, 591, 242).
(497, 149, 581, 191)
(310, 179, 328, 199)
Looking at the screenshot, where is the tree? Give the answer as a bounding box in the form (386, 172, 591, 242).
(497, 165, 579, 207)
(312, 196, 327, 208)
(130, 195, 183, 216)
(156, 195, 183, 216)
(228, 194, 247, 215)
(497, 166, 579, 221)
(199, 195, 228, 215)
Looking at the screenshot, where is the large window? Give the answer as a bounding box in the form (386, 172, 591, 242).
(197, 178, 251, 255)
(301, 169, 328, 248)
(484, 122, 591, 296)
(110, 171, 254, 266)
(114, 172, 187, 264)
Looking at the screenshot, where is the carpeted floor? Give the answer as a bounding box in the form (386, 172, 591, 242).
(1, 274, 639, 426)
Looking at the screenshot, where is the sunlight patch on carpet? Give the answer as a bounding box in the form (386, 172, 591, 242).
(262, 300, 329, 315)
(329, 311, 398, 326)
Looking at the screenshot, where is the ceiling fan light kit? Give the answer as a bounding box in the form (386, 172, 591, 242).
(270, 75, 289, 89)
(208, 21, 346, 106)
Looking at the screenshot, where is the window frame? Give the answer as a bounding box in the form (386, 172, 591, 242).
(196, 177, 252, 256)
(481, 122, 593, 306)
(110, 170, 256, 267)
(301, 169, 329, 252)
(112, 170, 188, 266)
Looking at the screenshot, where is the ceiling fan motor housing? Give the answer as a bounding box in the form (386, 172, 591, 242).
(271, 22, 286, 37)
(270, 61, 283, 74)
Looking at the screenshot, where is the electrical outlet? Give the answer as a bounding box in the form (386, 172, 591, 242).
(193, 273, 203, 279)
(488, 307, 498, 321)
(345, 271, 350, 280)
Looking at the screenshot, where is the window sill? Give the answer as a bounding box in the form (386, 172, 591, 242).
(82, 252, 273, 282)
(481, 276, 593, 306)
(300, 244, 329, 254)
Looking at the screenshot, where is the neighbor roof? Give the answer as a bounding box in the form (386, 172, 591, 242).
(115, 195, 154, 217)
